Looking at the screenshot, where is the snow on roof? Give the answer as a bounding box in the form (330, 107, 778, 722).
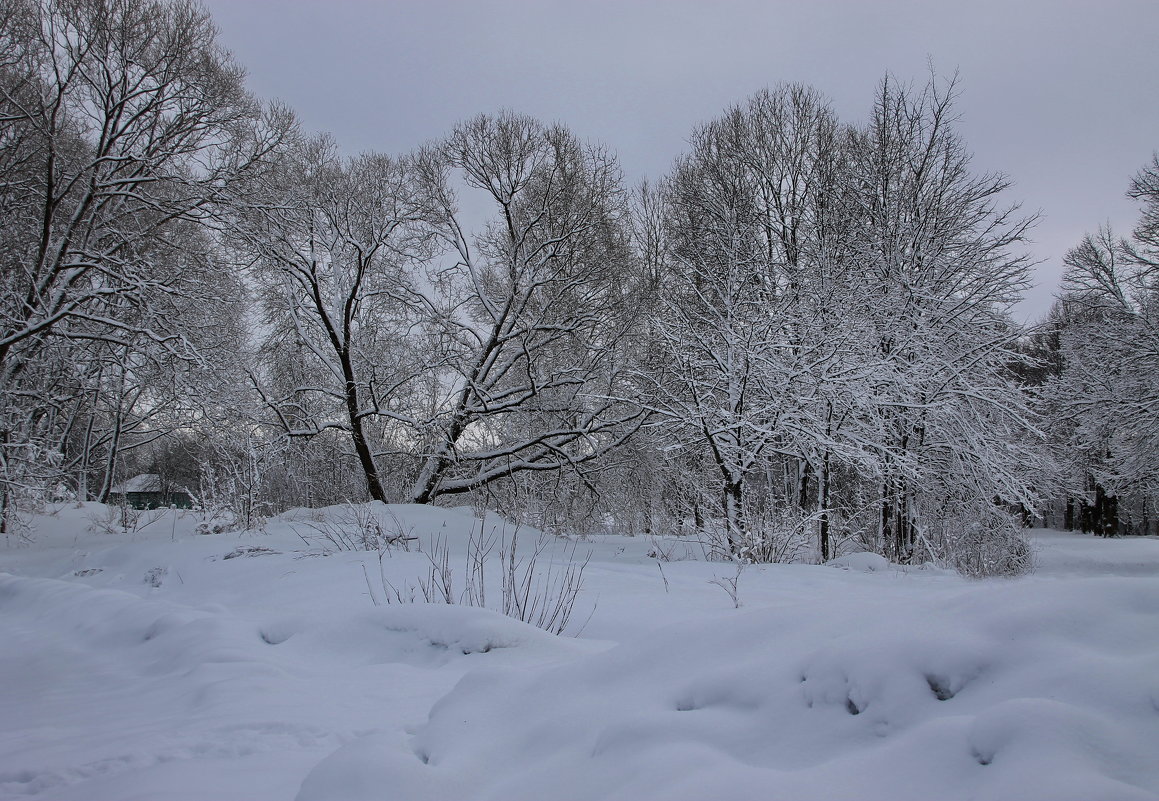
(108, 473, 163, 493)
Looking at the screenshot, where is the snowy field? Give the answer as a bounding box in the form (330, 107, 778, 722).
(2, 504, 1158, 801)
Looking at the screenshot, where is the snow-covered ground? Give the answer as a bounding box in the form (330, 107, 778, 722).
(2, 503, 1157, 800)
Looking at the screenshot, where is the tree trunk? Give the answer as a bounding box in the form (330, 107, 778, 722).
(818, 450, 831, 562)
(723, 478, 744, 556)
(346, 382, 385, 503)
(882, 479, 895, 559)
(1093, 484, 1118, 537)
(339, 351, 385, 503)
(882, 478, 914, 562)
(96, 405, 123, 504)
(797, 458, 813, 511)
(0, 428, 8, 536)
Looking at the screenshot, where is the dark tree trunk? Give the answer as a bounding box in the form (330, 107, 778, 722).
(340, 356, 385, 503)
(882, 485, 893, 559)
(818, 450, 831, 562)
(723, 478, 744, 556)
(1093, 484, 1118, 537)
(883, 478, 914, 563)
(797, 459, 813, 512)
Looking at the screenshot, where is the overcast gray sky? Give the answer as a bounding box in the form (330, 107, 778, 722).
(201, 0, 1159, 322)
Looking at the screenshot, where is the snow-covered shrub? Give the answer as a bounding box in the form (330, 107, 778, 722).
(195, 518, 233, 536)
(645, 536, 700, 562)
(498, 531, 589, 634)
(197, 463, 267, 534)
(142, 566, 167, 588)
(86, 504, 133, 535)
(0, 451, 54, 543)
(85, 503, 169, 536)
(708, 562, 744, 608)
(697, 506, 817, 564)
(372, 521, 590, 636)
(294, 503, 416, 553)
(925, 510, 1035, 578)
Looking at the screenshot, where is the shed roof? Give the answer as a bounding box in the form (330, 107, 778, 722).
(108, 473, 163, 494)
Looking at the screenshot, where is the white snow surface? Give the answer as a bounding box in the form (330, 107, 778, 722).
(2, 503, 1158, 800)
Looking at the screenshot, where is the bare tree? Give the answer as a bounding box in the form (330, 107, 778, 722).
(0, 0, 289, 526)
(848, 72, 1039, 565)
(238, 135, 434, 502)
(408, 112, 645, 504)
(634, 77, 1038, 574)
(643, 85, 869, 559)
(1047, 158, 1159, 535)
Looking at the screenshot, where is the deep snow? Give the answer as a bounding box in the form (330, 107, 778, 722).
(1, 503, 1157, 800)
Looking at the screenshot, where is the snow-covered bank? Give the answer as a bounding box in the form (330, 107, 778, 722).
(2, 506, 1157, 800)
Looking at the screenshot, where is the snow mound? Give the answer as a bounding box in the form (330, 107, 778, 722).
(274, 603, 591, 670)
(826, 551, 893, 572)
(825, 551, 952, 576)
(0, 572, 280, 688)
(277, 502, 481, 537)
(5, 512, 1159, 801)
(0, 570, 582, 676)
(0, 565, 589, 801)
(297, 577, 1159, 801)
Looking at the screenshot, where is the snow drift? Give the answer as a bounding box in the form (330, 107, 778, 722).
(1, 504, 1157, 800)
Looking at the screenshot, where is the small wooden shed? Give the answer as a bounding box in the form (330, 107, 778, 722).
(108, 474, 194, 510)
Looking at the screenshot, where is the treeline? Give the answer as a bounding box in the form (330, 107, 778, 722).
(2, 0, 1155, 572)
(1025, 158, 1159, 538)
